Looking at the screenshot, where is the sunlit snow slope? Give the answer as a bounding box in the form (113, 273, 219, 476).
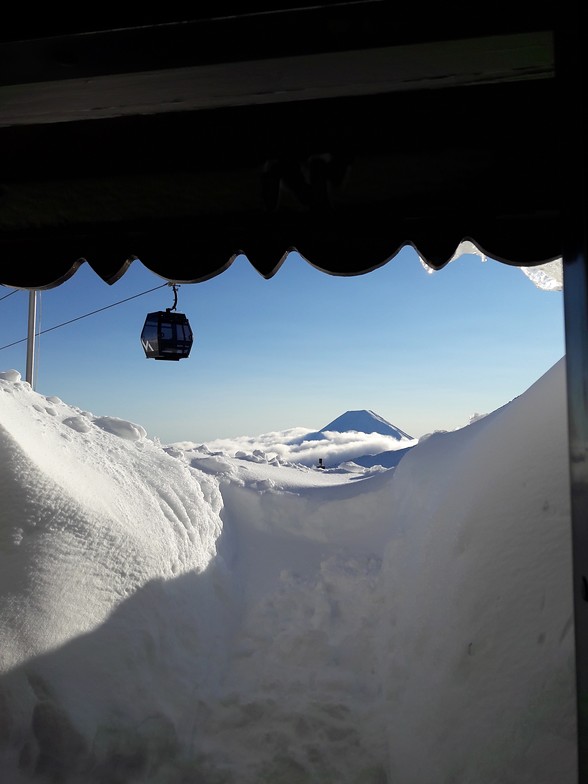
(0, 359, 576, 784)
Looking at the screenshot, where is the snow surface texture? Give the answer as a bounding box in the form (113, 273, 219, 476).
(0, 359, 576, 783)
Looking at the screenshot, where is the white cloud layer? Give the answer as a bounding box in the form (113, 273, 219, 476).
(172, 427, 418, 469)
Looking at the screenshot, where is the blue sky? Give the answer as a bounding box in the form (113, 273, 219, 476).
(0, 247, 565, 444)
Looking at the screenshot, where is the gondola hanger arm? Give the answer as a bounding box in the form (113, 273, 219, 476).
(166, 283, 179, 313)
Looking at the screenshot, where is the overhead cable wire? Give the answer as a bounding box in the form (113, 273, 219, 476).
(0, 282, 169, 352)
(0, 288, 20, 302)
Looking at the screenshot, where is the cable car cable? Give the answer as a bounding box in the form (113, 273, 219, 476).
(0, 282, 169, 352)
(0, 288, 20, 302)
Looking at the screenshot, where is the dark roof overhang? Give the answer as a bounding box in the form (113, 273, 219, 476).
(0, 3, 568, 288)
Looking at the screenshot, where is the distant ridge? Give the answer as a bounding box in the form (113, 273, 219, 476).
(320, 410, 413, 440)
(349, 445, 415, 469)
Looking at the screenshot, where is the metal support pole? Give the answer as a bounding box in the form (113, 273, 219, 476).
(556, 3, 588, 779)
(26, 290, 37, 389)
(564, 230, 588, 783)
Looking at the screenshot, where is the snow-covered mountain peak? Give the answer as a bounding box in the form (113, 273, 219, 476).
(320, 410, 413, 440)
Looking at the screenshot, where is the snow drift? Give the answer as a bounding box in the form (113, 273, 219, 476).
(0, 358, 576, 783)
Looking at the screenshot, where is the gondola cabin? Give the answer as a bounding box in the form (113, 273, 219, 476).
(141, 311, 194, 361)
